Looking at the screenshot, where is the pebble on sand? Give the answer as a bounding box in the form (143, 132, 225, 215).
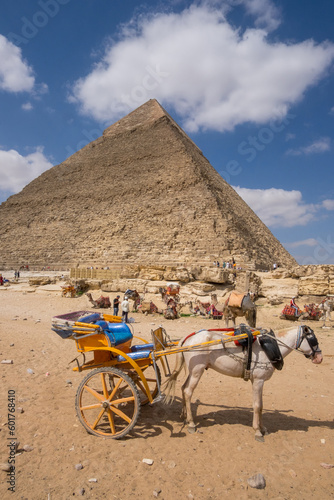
(0, 463, 11, 472)
(247, 473, 266, 489)
(23, 445, 34, 452)
(320, 463, 334, 469)
(142, 458, 154, 465)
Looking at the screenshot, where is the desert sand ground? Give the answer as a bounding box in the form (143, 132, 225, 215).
(0, 275, 333, 500)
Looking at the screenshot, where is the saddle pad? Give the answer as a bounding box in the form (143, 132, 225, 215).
(227, 292, 245, 308)
(282, 306, 298, 316)
(233, 327, 256, 347)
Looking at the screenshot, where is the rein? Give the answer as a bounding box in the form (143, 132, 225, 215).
(273, 325, 321, 358)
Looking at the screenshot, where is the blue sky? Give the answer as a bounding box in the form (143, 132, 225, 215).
(0, 0, 334, 265)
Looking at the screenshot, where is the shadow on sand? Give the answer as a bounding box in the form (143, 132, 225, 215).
(130, 396, 334, 440)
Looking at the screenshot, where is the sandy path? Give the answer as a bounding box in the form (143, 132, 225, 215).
(0, 286, 333, 499)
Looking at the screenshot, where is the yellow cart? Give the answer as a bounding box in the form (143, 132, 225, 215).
(52, 311, 261, 439)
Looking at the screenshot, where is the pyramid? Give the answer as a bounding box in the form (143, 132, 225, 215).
(0, 99, 296, 270)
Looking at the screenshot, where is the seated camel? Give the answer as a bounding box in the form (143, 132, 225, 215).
(86, 292, 111, 308)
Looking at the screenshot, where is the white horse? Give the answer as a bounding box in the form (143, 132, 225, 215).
(163, 325, 322, 441)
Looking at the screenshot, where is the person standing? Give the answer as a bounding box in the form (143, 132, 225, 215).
(113, 295, 120, 316)
(121, 296, 130, 323)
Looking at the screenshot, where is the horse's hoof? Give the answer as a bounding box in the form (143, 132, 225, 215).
(255, 435, 265, 443)
(187, 426, 197, 434)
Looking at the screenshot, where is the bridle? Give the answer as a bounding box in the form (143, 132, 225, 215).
(296, 325, 322, 359)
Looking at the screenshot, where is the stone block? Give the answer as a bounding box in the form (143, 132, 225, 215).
(298, 276, 330, 296)
(189, 266, 228, 284)
(101, 279, 147, 293)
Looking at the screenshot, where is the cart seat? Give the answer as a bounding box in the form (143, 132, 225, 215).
(116, 343, 154, 362)
(95, 321, 133, 347)
(131, 343, 154, 352)
(117, 350, 152, 362)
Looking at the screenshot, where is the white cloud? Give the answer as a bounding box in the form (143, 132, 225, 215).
(0, 34, 35, 92)
(285, 238, 318, 249)
(70, 3, 334, 132)
(323, 199, 334, 210)
(239, 0, 281, 31)
(22, 102, 33, 111)
(286, 137, 331, 156)
(0, 147, 53, 193)
(233, 186, 317, 227)
(207, 0, 281, 31)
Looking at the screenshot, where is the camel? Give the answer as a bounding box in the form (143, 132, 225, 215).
(222, 291, 256, 328)
(86, 292, 111, 308)
(61, 284, 76, 298)
(138, 300, 160, 315)
(124, 289, 141, 310)
(163, 297, 179, 320)
(195, 298, 211, 315)
(159, 285, 180, 303)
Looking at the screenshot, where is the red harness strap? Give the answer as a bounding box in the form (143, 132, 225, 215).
(181, 328, 236, 345)
(181, 332, 197, 345)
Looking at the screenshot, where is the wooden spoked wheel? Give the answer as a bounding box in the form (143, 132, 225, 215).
(131, 364, 161, 405)
(75, 367, 140, 439)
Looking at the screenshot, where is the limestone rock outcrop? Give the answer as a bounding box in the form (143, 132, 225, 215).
(298, 275, 334, 296)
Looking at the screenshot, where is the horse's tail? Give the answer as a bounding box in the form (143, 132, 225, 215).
(162, 350, 185, 404)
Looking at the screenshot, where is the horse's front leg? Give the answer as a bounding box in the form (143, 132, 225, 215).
(251, 378, 267, 441)
(181, 365, 205, 433)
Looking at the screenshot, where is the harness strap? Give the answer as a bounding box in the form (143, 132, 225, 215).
(181, 328, 236, 346)
(243, 326, 253, 381)
(296, 325, 303, 349)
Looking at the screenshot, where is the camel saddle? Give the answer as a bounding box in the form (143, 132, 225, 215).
(227, 292, 245, 308)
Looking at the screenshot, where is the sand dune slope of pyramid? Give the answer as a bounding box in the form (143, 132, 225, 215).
(0, 99, 296, 269)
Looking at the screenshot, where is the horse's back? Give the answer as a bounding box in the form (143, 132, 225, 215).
(182, 329, 221, 347)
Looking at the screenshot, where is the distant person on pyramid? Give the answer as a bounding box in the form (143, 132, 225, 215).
(0, 274, 3, 286)
(121, 296, 130, 323)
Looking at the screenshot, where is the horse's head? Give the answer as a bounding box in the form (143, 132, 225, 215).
(298, 326, 323, 364)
